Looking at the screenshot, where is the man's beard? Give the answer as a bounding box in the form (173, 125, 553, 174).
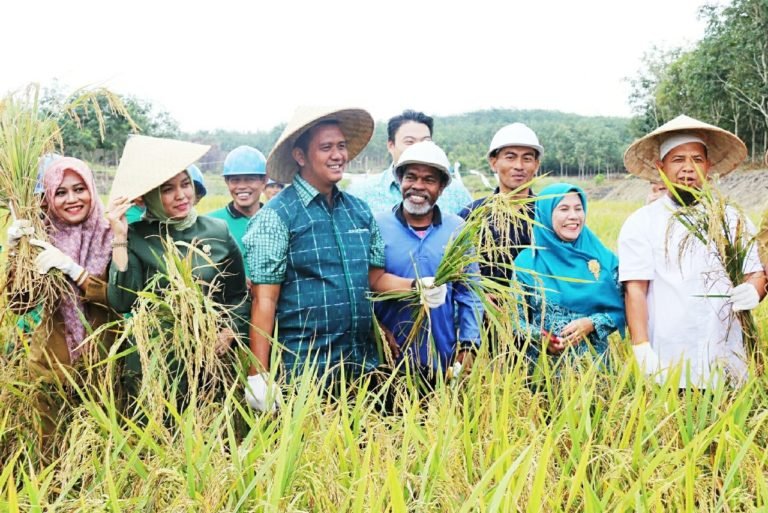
(669, 184, 700, 206)
(403, 194, 433, 215)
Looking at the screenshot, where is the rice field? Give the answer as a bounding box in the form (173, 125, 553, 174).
(1, 197, 768, 512)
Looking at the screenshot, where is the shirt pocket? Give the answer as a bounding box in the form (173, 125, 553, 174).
(339, 227, 372, 263)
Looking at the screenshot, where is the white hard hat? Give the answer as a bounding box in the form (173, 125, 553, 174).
(487, 123, 543, 158)
(395, 141, 452, 185)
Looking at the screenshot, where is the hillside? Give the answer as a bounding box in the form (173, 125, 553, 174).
(590, 168, 768, 213)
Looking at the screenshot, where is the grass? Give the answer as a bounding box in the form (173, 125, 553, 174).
(2, 195, 768, 512)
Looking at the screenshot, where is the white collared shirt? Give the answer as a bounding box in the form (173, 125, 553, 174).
(619, 195, 761, 388)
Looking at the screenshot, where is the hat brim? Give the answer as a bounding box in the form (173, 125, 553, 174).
(266, 107, 374, 184)
(624, 115, 747, 180)
(109, 135, 210, 203)
(394, 158, 452, 186)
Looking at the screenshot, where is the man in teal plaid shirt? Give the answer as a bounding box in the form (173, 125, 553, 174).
(242, 106, 446, 412)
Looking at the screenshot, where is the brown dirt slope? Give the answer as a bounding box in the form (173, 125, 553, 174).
(594, 168, 768, 213)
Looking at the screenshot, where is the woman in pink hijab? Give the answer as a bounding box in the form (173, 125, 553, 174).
(6, 156, 115, 445)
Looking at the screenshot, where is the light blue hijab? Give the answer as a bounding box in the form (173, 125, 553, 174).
(514, 183, 625, 336)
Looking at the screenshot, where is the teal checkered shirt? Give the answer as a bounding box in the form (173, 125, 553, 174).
(244, 174, 385, 378)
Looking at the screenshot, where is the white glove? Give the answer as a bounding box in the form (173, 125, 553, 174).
(632, 341, 661, 376)
(415, 277, 447, 309)
(29, 239, 85, 281)
(729, 283, 760, 312)
(446, 361, 463, 381)
(6, 219, 34, 248)
(244, 373, 281, 412)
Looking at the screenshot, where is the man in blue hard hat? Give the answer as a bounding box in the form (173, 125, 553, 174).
(207, 145, 267, 252)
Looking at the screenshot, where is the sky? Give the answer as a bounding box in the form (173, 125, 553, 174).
(2, 0, 722, 133)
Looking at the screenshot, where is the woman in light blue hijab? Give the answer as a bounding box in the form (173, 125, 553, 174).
(514, 183, 625, 362)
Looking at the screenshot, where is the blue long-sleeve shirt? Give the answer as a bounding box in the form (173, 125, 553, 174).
(375, 205, 483, 371)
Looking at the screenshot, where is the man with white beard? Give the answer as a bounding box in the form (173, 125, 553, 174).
(374, 141, 483, 380)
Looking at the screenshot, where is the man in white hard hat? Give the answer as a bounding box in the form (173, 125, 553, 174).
(375, 141, 482, 380)
(346, 109, 472, 215)
(619, 115, 766, 388)
(460, 122, 542, 282)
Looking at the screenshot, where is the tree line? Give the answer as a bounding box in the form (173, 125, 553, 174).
(43, 0, 767, 180)
(629, 0, 768, 163)
(50, 93, 636, 179)
(187, 110, 635, 179)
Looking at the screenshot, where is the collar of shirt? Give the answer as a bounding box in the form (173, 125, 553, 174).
(293, 174, 342, 207)
(225, 201, 263, 219)
(382, 164, 401, 194)
(394, 202, 443, 229)
(492, 186, 536, 198)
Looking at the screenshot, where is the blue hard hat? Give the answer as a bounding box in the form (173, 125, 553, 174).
(35, 153, 63, 194)
(222, 146, 267, 177)
(186, 164, 207, 198)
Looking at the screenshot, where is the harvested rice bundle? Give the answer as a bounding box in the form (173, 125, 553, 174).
(662, 168, 763, 368)
(120, 236, 240, 423)
(0, 84, 135, 314)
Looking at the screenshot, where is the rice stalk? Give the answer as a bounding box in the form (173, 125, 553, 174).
(659, 165, 763, 369)
(370, 190, 539, 369)
(0, 82, 137, 318)
(121, 235, 238, 425)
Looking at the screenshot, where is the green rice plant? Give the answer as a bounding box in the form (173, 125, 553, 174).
(0, 345, 41, 466)
(3, 199, 768, 511)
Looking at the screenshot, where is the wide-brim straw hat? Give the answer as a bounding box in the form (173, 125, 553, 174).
(266, 106, 374, 184)
(623, 114, 747, 180)
(109, 135, 210, 202)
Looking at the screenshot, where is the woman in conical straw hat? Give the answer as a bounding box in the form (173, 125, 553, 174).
(5, 156, 118, 452)
(105, 135, 250, 406)
(619, 115, 766, 389)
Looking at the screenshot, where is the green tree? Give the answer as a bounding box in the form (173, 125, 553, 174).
(41, 82, 179, 166)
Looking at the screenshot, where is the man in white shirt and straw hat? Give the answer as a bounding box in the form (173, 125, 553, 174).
(242, 106, 446, 412)
(619, 115, 766, 388)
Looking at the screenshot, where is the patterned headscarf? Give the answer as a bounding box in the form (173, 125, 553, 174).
(142, 170, 199, 231)
(43, 157, 113, 361)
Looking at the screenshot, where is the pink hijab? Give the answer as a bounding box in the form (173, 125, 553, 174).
(43, 157, 113, 362)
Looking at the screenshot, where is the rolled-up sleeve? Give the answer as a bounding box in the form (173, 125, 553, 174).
(369, 217, 385, 269)
(618, 212, 654, 282)
(243, 208, 289, 284)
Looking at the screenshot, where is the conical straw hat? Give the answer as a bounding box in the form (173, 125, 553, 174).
(109, 135, 210, 202)
(623, 114, 747, 180)
(266, 106, 374, 184)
